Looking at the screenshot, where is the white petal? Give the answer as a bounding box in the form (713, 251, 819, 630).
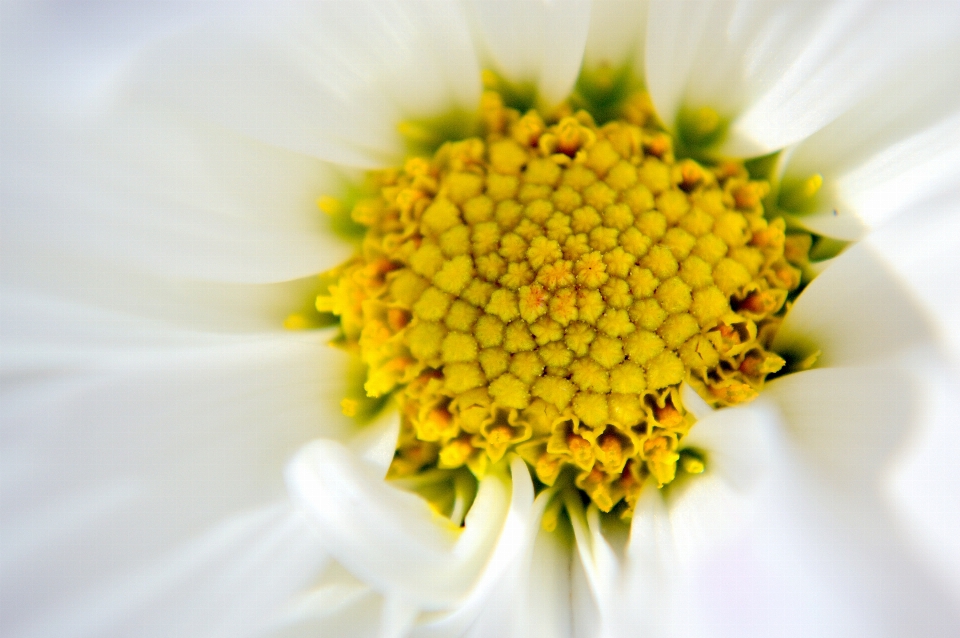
(780, 46, 960, 239)
(0, 1, 230, 118)
(888, 357, 960, 603)
(3, 503, 327, 638)
(686, 452, 960, 638)
(569, 483, 680, 638)
(764, 365, 921, 486)
(0, 303, 357, 636)
(1, 107, 355, 285)
(513, 524, 573, 638)
(412, 459, 554, 638)
(567, 498, 620, 638)
(680, 381, 713, 420)
(669, 400, 783, 568)
(347, 411, 401, 477)
(286, 440, 510, 609)
(1, 273, 331, 345)
(621, 484, 678, 637)
(863, 186, 960, 356)
(467, 0, 592, 106)
(570, 495, 653, 638)
(773, 242, 938, 368)
(570, 544, 600, 638)
(645, 0, 960, 155)
(126, 2, 481, 168)
(583, 0, 648, 72)
(267, 570, 382, 638)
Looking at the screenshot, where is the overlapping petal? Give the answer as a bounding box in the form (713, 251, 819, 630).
(3, 1, 960, 637)
(126, 1, 481, 168)
(0, 305, 349, 637)
(466, 0, 591, 107)
(645, 0, 960, 156)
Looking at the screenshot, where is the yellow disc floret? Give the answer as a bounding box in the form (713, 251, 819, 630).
(313, 87, 806, 518)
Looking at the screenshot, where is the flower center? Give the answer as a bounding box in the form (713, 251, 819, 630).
(311, 87, 807, 519)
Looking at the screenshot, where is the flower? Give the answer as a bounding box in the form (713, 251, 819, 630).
(3, 1, 960, 637)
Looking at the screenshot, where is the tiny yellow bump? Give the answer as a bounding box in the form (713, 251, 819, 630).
(655, 277, 693, 314)
(413, 287, 453, 321)
(489, 373, 531, 409)
(475, 314, 505, 348)
(657, 312, 700, 349)
(572, 392, 609, 428)
(589, 335, 625, 369)
(503, 320, 536, 353)
(645, 351, 685, 389)
(421, 198, 461, 236)
(442, 332, 479, 363)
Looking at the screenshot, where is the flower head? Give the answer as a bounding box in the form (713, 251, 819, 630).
(3, 2, 960, 638)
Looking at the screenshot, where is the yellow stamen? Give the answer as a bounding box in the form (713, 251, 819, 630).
(313, 84, 809, 517)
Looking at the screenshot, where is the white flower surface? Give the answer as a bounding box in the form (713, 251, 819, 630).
(3, 1, 960, 637)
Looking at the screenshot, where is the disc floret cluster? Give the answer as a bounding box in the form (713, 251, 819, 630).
(316, 88, 806, 518)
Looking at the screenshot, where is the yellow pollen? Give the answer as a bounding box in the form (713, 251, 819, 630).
(314, 84, 809, 518)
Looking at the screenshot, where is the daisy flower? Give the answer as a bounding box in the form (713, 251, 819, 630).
(2, 2, 960, 638)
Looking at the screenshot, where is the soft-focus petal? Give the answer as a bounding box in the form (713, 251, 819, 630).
(864, 185, 960, 357)
(645, 0, 960, 155)
(287, 439, 511, 610)
(669, 401, 782, 563)
(774, 242, 938, 368)
(2, 497, 326, 638)
(266, 564, 382, 638)
(412, 458, 552, 638)
(467, 0, 592, 106)
(764, 365, 921, 486)
(127, 2, 481, 168)
(688, 448, 960, 638)
(567, 498, 623, 638)
(0, 286, 361, 637)
(0, 1, 229, 118)
(780, 50, 960, 239)
(888, 355, 960, 603)
(570, 546, 600, 638)
(1, 108, 356, 285)
(583, 0, 648, 72)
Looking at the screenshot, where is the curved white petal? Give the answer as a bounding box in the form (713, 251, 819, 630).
(646, 0, 960, 155)
(1, 107, 356, 285)
(583, 0, 648, 72)
(569, 484, 679, 638)
(863, 187, 960, 357)
(512, 524, 573, 638)
(347, 411, 402, 477)
(0, 271, 333, 343)
(680, 381, 713, 421)
(2, 501, 327, 638)
(287, 439, 512, 610)
(272, 588, 383, 638)
(0, 1, 231, 119)
(673, 400, 782, 537)
(570, 544, 600, 638)
(0, 296, 358, 637)
(567, 498, 623, 638)
(467, 0, 592, 107)
(773, 242, 938, 368)
(686, 449, 960, 638)
(888, 356, 960, 604)
(126, 2, 481, 169)
(764, 365, 922, 486)
(577, 401, 782, 638)
(412, 458, 555, 638)
(780, 47, 960, 239)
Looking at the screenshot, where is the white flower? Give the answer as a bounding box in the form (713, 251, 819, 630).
(3, 2, 960, 638)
